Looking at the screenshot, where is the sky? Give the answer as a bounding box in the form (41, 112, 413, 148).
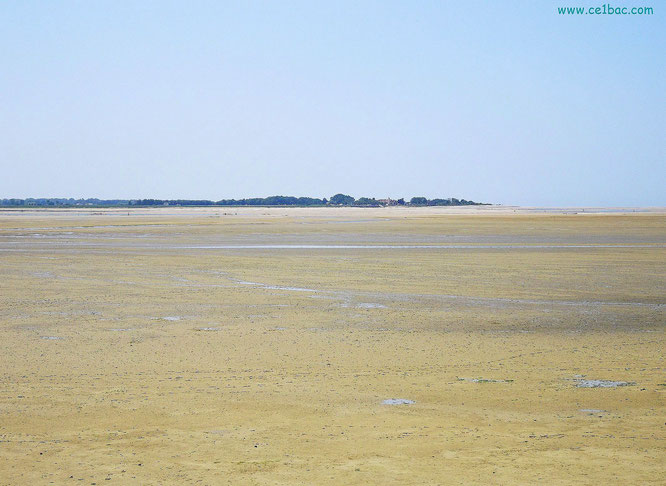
(1, 1, 664, 206)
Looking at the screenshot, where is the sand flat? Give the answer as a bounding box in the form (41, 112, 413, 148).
(0, 207, 664, 484)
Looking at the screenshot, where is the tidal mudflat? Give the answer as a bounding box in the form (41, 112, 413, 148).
(0, 207, 664, 484)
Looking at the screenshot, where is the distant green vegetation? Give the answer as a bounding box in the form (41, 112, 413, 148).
(327, 194, 353, 206)
(0, 195, 485, 208)
(409, 196, 477, 206)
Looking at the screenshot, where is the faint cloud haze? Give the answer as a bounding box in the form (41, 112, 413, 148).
(0, 1, 663, 206)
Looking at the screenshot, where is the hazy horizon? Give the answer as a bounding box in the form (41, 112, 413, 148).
(2, 195, 666, 209)
(1, 1, 664, 206)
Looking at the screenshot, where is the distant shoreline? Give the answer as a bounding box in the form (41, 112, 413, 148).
(1, 206, 664, 216)
(0, 195, 485, 209)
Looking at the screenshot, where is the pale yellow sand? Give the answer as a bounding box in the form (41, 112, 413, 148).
(0, 208, 664, 484)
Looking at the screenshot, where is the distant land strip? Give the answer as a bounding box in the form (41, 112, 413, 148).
(0, 194, 486, 208)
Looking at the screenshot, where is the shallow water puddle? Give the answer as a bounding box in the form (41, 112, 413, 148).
(382, 398, 415, 405)
(458, 377, 513, 383)
(237, 280, 317, 292)
(30, 271, 55, 278)
(575, 379, 636, 388)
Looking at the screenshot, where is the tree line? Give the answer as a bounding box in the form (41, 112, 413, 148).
(0, 195, 484, 207)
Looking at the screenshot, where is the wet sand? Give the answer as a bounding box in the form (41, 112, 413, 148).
(0, 207, 664, 484)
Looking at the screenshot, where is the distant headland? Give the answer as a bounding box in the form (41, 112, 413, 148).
(0, 194, 486, 208)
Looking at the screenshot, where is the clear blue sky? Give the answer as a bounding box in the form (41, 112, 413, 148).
(1, 1, 664, 205)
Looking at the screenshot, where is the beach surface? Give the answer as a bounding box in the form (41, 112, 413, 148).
(0, 207, 664, 484)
